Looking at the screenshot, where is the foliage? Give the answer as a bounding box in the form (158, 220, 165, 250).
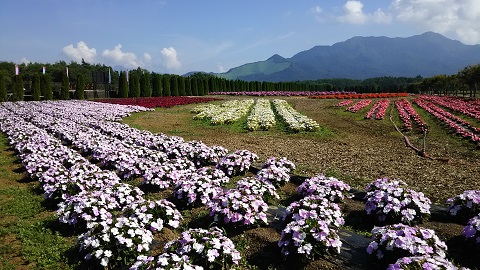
(75, 74, 85, 100)
(0, 74, 7, 101)
(61, 72, 70, 100)
(118, 71, 128, 98)
(32, 73, 41, 101)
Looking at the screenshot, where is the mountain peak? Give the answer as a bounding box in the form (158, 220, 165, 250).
(215, 32, 480, 81)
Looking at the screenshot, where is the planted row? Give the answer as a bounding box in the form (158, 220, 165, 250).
(272, 99, 319, 132)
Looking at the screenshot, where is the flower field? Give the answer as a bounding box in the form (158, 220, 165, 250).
(0, 95, 480, 269)
(95, 96, 221, 108)
(192, 98, 320, 132)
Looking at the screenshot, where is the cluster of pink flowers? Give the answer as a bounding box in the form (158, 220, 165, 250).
(420, 95, 480, 120)
(414, 97, 480, 143)
(394, 99, 428, 133)
(365, 99, 390, 120)
(345, 99, 372, 113)
(335, 100, 353, 107)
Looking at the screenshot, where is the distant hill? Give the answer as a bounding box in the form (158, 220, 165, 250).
(215, 32, 480, 82)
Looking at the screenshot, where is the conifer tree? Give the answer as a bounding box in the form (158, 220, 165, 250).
(191, 77, 198, 96)
(179, 76, 186, 96)
(129, 73, 140, 97)
(118, 71, 128, 98)
(32, 73, 41, 101)
(42, 74, 53, 100)
(163, 74, 171, 96)
(140, 72, 152, 97)
(0, 74, 6, 102)
(75, 74, 85, 100)
(152, 74, 162, 97)
(171, 76, 179, 96)
(61, 72, 70, 99)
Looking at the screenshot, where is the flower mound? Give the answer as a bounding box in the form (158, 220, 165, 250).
(236, 177, 279, 201)
(297, 174, 351, 203)
(283, 195, 345, 228)
(367, 224, 448, 263)
(446, 190, 480, 219)
(387, 256, 461, 270)
(256, 157, 295, 187)
(163, 227, 241, 269)
(208, 188, 269, 226)
(463, 213, 480, 244)
(215, 149, 258, 177)
(364, 178, 431, 224)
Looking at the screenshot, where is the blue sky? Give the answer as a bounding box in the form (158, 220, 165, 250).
(1, 0, 479, 75)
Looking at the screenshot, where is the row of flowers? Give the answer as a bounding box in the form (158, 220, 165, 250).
(419, 95, 480, 120)
(272, 99, 320, 132)
(413, 98, 480, 143)
(246, 99, 277, 131)
(365, 99, 390, 120)
(394, 99, 428, 133)
(345, 99, 372, 113)
(192, 99, 255, 125)
(95, 96, 221, 108)
(209, 91, 355, 96)
(311, 93, 409, 99)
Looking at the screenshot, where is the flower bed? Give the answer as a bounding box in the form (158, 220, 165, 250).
(345, 99, 372, 113)
(394, 99, 428, 133)
(310, 93, 408, 99)
(365, 99, 390, 120)
(414, 97, 480, 143)
(95, 96, 220, 108)
(246, 99, 276, 131)
(272, 99, 319, 132)
(364, 178, 431, 224)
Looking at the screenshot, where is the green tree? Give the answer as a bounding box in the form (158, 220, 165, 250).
(75, 74, 85, 99)
(191, 77, 198, 96)
(179, 76, 186, 96)
(0, 74, 6, 101)
(61, 72, 70, 99)
(129, 73, 140, 97)
(32, 73, 41, 101)
(118, 71, 128, 98)
(41, 74, 53, 100)
(171, 76, 179, 96)
(162, 74, 171, 96)
(152, 73, 162, 97)
(140, 72, 152, 97)
(12, 75, 24, 101)
(185, 77, 192, 96)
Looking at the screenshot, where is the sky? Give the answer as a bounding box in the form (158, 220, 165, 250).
(1, 0, 479, 75)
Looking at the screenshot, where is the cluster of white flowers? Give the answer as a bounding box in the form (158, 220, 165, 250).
(192, 99, 254, 125)
(272, 99, 319, 132)
(246, 98, 276, 131)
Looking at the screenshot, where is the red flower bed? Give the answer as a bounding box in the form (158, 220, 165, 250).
(95, 96, 221, 108)
(310, 93, 409, 99)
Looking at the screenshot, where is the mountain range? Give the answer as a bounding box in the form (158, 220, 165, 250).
(214, 32, 480, 82)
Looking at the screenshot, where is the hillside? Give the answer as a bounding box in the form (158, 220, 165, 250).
(216, 32, 480, 82)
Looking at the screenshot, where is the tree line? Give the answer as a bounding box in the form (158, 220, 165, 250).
(0, 60, 478, 102)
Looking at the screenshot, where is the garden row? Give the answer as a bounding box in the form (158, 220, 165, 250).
(95, 96, 221, 108)
(1, 100, 480, 269)
(191, 98, 319, 132)
(209, 91, 356, 96)
(311, 93, 409, 99)
(335, 95, 480, 144)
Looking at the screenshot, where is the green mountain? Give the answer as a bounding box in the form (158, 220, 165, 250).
(215, 32, 480, 81)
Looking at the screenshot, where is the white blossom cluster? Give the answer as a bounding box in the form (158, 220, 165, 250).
(272, 99, 319, 132)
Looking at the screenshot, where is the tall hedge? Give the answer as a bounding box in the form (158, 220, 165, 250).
(140, 72, 152, 97)
(129, 73, 140, 97)
(12, 75, 24, 101)
(61, 72, 70, 100)
(0, 74, 6, 101)
(118, 71, 128, 98)
(32, 73, 41, 101)
(75, 74, 85, 100)
(152, 74, 162, 97)
(41, 74, 53, 100)
(163, 74, 171, 96)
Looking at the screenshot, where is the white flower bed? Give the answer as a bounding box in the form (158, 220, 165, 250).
(246, 98, 276, 131)
(272, 99, 319, 132)
(192, 99, 254, 124)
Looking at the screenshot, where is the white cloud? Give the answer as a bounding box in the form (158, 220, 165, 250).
(20, 57, 30, 65)
(338, 1, 392, 24)
(63, 41, 97, 63)
(391, 0, 480, 44)
(102, 44, 148, 69)
(308, 5, 324, 22)
(161, 47, 181, 70)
